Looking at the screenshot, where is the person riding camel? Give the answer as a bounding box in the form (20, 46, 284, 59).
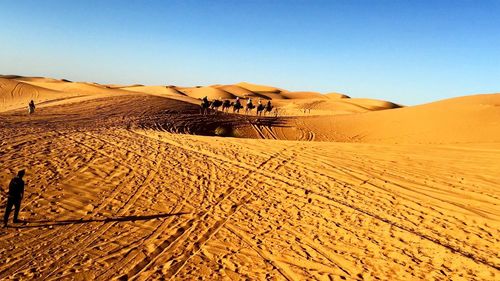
(256, 98, 266, 116)
(235, 97, 242, 108)
(232, 97, 243, 113)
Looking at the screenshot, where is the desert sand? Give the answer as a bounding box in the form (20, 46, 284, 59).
(0, 76, 499, 280)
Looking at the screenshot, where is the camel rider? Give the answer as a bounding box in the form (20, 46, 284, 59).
(202, 96, 209, 104)
(247, 98, 252, 105)
(267, 100, 272, 108)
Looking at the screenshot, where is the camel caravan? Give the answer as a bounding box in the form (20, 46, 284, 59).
(200, 96, 276, 116)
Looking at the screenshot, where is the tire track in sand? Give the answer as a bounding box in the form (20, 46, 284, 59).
(124, 139, 299, 280)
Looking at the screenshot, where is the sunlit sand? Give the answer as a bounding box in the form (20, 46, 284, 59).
(1, 76, 499, 280)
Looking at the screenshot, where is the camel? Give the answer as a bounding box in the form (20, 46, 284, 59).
(222, 100, 231, 113)
(245, 102, 255, 115)
(210, 99, 223, 114)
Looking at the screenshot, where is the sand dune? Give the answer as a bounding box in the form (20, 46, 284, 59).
(176, 86, 236, 100)
(236, 82, 283, 93)
(121, 85, 187, 97)
(0, 76, 499, 280)
(281, 91, 325, 99)
(325, 92, 351, 99)
(342, 98, 401, 110)
(214, 85, 255, 97)
(287, 93, 500, 143)
(0, 78, 72, 112)
(2, 76, 401, 116)
(0, 75, 69, 83)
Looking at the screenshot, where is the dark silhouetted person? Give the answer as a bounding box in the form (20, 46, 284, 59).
(4, 170, 25, 227)
(28, 100, 35, 114)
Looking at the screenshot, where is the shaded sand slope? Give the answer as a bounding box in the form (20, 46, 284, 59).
(285, 93, 500, 143)
(0, 92, 499, 280)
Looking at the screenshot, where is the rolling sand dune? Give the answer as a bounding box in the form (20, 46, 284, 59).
(325, 92, 351, 99)
(214, 85, 256, 97)
(287, 94, 500, 143)
(177, 86, 236, 100)
(236, 82, 283, 93)
(121, 85, 187, 97)
(0, 78, 73, 112)
(0, 76, 499, 280)
(280, 91, 324, 99)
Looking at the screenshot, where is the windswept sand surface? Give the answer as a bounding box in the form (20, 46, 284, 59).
(0, 77, 499, 280)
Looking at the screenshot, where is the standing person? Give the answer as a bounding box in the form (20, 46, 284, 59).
(28, 100, 35, 114)
(3, 170, 25, 227)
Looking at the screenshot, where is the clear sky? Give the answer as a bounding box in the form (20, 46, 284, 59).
(1, 0, 499, 105)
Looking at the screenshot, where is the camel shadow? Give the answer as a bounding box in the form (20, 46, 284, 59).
(12, 212, 189, 229)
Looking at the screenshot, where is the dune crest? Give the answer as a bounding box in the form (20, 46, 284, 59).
(325, 92, 350, 99)
(236, 82, 283, 93)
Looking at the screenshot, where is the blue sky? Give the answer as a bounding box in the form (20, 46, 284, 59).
(1, 0, 499, 105)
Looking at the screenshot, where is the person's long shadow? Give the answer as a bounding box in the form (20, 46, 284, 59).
(12, 212, 189, 229)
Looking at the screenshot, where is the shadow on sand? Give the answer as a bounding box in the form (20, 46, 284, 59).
(11, 212, 189, 228)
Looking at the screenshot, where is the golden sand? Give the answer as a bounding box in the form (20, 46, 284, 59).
(0, 76, 498, 280)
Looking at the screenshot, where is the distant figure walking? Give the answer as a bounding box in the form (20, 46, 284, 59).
(4, 170, 26, 227)
(200, 96, 210, 115)
(28, 100, 35, 114)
